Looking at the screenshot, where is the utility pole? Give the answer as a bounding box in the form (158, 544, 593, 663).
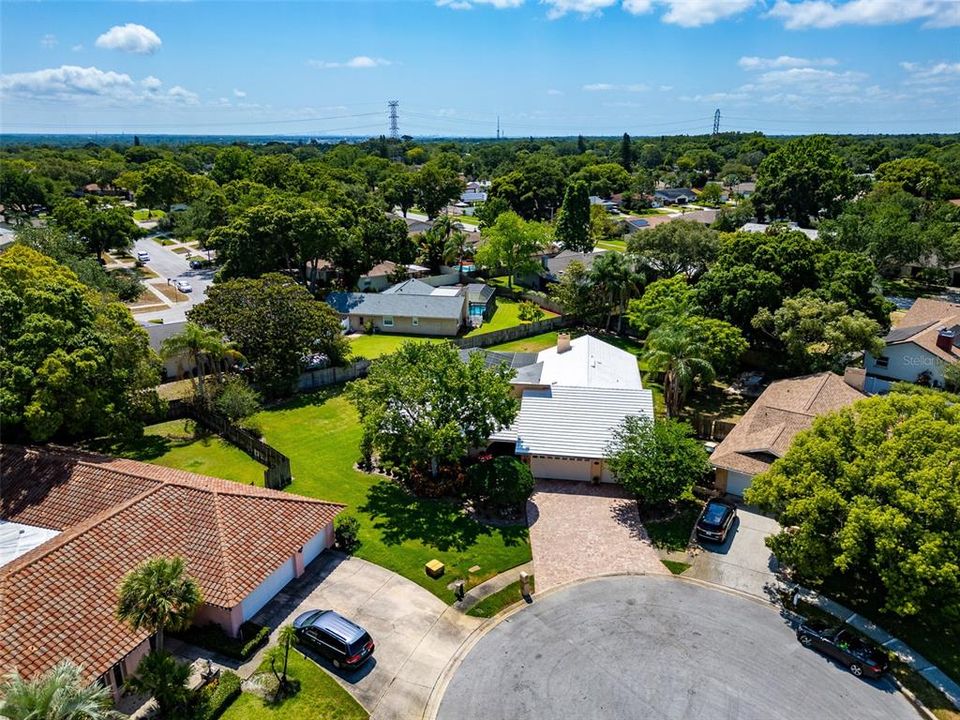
(713, 108, 721, 135)
(388, 100, 400, 140)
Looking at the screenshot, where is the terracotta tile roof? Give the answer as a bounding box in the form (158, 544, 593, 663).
(885, 298, 960, 364)
(0, 445, 343, 683)
(711, 372, 865, 477)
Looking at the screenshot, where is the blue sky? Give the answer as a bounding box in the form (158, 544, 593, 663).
(1, 1, 958, 136)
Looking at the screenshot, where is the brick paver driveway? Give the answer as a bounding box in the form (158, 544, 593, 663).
(527, 480, 665, 591)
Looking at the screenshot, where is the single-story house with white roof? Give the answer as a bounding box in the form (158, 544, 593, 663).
(489, 334, 654, 482)
(654, 188, 697, 205)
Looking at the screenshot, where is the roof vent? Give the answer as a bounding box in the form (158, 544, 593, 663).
(936, 328, 956, 352)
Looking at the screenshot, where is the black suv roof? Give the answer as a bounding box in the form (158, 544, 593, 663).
(294, 610, 366, 644)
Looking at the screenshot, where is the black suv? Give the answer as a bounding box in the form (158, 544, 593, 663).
(292, 610, 374, 670)
(796, 619, 888, 678)
(695, 498, 737, 543)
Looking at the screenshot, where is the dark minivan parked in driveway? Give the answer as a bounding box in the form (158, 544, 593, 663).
(293, 610, 375, 670)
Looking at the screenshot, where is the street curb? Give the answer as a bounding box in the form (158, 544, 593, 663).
(891, 676, 939, 720)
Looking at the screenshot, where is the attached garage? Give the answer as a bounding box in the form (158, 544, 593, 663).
(530, 456, 594, 482)
(241, 557, 296, 622)
(724, 470, 754, 498)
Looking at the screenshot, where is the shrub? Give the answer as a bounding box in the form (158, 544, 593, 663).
(174, 622, 270, 660)
(201, 671, 242, 720)
(466, 456, 534, 511)
(334, 515, 361, 552)
(213, 376, 261, 423)
(518, 300, 545, 322)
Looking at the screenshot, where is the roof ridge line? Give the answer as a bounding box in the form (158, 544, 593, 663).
(802, 373, 832, 413)
(210, 490, 239, 603)
(0, 482, 163, 578)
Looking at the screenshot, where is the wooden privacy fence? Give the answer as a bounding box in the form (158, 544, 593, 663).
(689, 413, 738, 441)
(191, 408, 292, 489)
(298, 359, 371, 391)
(452, 316, 571, 349)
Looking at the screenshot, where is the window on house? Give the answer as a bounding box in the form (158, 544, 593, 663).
(412, 317, 419, 326)
(875, 356, 889, 368)
(383, 316, 394, 327)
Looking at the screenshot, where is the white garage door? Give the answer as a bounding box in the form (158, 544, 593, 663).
(241, 557, 296, 621)
(726, 471, 754, 497)
(302, 526, 330, 566)
(530, 456, 593, 482)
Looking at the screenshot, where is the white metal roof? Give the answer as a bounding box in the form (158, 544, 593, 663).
(491, 386, 654, 459)
(536, 335, 643, 390)
(0, 520, 60, 568)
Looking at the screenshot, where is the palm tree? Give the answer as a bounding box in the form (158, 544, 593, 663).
(435, 216, 469, 282)
(277, 625, 297, 685)
(123, 652, 191, 718)
(0, 660, 116, 720)
(642, 323, 716, 418)
(159, 323, 241, 404)
(589, 252, 644, 333)
(116, 556, 202, 652)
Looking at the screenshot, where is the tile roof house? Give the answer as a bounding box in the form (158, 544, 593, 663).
(710, 372, 865, 496)
(489, 334, 654, 482)
(327, 280, 468, 336)
(863, 298, 960, 394)
(0, 445, 343, 697)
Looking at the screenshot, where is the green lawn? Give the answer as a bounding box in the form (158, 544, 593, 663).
(467, 577, 534, 618)
(661, 560, 691, 575)
(96, 420, 265, 486)
(595, 239, 627, 252)
(456, 214, 479, 226)
(347, 334, 444, 360)
(129, 389, 531, 604)
(465, 297, 558, 338)
(133, 208, 166, 221)
(220, 652, 367, 720)
(487, 330, 560, 353)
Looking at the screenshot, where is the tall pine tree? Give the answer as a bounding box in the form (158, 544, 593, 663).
(620, 132, 633, 172)
(577, 134, 587, 154)
(555, 180, 592, 252)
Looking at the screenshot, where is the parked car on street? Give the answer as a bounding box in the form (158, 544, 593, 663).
(796, 619, 888, 678)
(175, 279, 193, 293)
(136, 250, 150, 262)
(695, 498, 737, 544)
(292, 609, 375, 670)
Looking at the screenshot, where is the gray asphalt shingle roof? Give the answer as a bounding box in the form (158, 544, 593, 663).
(326, 291, 464, 320)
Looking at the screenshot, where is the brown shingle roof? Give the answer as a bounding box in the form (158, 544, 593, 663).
(711, 373, 865, 477)
(885, 298, 960, 364)
(0, 445, 343, 682)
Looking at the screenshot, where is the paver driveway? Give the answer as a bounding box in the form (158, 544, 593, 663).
(526, 481, 664, 591)
(437, 575, 918, 720)
(252, 552, 481, 720)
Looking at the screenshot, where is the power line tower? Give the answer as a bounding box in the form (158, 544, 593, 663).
(713, 108, 721, 135)
(496, 115, 500, 140)
(388, 100, 400, 140)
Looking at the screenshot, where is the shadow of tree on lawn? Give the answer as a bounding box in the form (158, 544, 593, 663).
(360, 480, 527, 552)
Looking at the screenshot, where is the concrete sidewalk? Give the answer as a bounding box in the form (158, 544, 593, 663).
(797, 588, 960, 709)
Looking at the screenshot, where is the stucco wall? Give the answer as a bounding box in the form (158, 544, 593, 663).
(347, 314, 461, 336)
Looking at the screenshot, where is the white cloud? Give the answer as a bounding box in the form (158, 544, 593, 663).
(95, 23, 162, 54)
(40, 34, 57, 49)
(71, 44, 84, 52)
(658, 84, 673, 91)
(583, 82, 648, 92)
(308, 56, 391, 69)
(546, 88, 564, 95)
(542, 0, 618, 19)
(653, 0, 757, 27)
(900, 60, 960, 82)
(738, 55, 838, 70)
(233, 88, 247, 98)
(0, 65, 197, 106)
(768, 0, 960, 30)
(436, 0, 523, 8)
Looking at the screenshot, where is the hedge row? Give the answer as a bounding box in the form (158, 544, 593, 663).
(202, 671, 242, 720)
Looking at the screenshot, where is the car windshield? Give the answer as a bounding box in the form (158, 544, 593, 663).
(701, 502, 729, 526)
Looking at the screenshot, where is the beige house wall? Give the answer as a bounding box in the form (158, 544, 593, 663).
(347, 314, 461, 337)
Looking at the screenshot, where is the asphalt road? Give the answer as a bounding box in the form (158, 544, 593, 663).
(437, 576, 918, 720)
(133, 235, 214, 323)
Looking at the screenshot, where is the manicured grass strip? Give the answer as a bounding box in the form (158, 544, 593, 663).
(467, 577, 534, 618)
(348, 334, 444, 360)
(219, 652, 367, 720)
(661, 560, 691, 575)
(487, 331, 559, 353)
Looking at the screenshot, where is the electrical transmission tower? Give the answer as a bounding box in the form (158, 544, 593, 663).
(388, 100, 400, 140)
(713, 108, 721, 135)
